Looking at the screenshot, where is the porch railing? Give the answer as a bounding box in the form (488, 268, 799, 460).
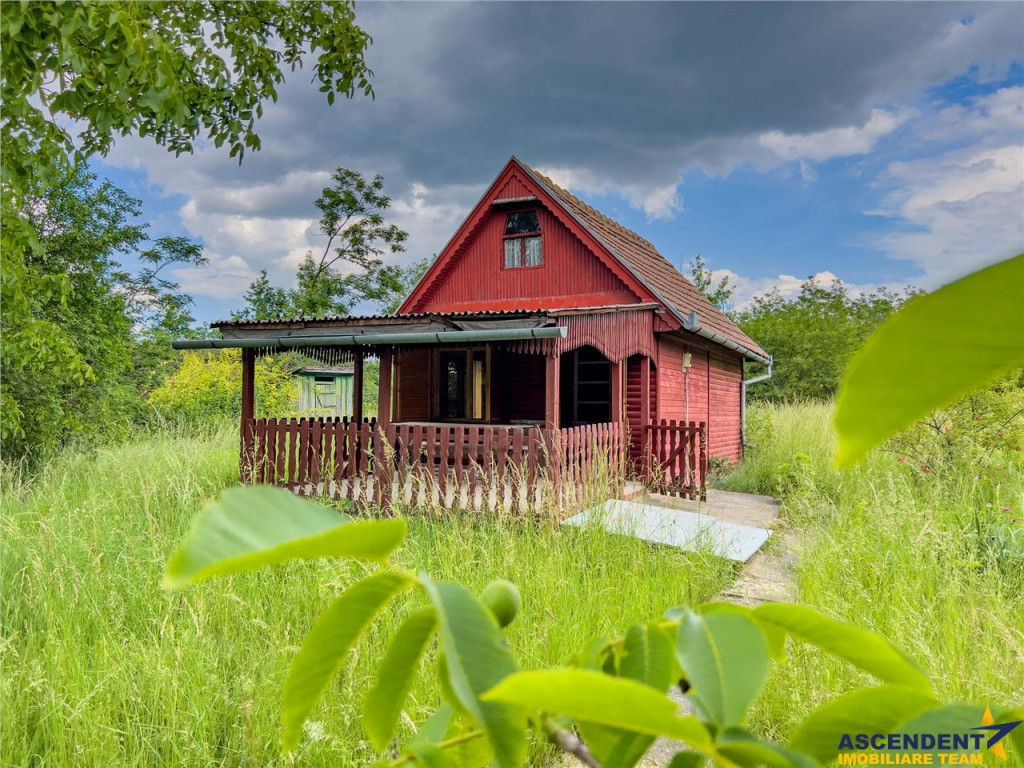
(242, 417, 625, 518)
(642, 419, 707, 500)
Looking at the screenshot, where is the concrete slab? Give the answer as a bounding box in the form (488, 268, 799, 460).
(563, 498, 772, 562)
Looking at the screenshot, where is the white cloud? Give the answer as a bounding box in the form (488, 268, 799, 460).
(713, 268, 908, 311)
(870, 143, 1023, 285)
(759, 107, 915, 163)
(172, 252, 258, 302)
(537, 166, 682, 221)
(865, 84, 1024, 286)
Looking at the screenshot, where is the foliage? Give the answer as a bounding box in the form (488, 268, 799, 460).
(834, 254, 1024, 466)
(717, 401, 1023, 756)
(163, 486, 1019, 766)
(232, 170, 421, 320)
(687, 255, 736, 313)
(2, 429, 727, 765)
(734, 278, 910, 401)
(0, 165, 205, 459)
(1, 0, 373, 459)
(147, 350, 296, 425)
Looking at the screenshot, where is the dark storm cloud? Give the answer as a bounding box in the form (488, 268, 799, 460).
(117, 2, 1021, 217)
(101, 0, 1023, 299)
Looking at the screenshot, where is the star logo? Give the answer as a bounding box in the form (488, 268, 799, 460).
(973, 707, 1022, 761)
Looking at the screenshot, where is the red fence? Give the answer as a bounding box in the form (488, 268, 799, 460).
(642, 420, 707, 500)
(243, 417, 624, 517)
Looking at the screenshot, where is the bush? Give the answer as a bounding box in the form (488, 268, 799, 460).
(147, 350, 296, 424)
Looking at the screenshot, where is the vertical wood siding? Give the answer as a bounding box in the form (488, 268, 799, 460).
(419, 203, 639, 313)
(656, 336, 743, 464)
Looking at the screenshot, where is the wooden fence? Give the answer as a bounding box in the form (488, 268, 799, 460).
(242, 417, 625, 517)
(642, 420, 707, 500)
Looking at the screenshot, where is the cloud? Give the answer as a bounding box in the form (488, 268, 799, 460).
(867, 86, 1024, 285)
(713, 268, 908, 311)
(871, 144, 1023, 285)
(94, 2, 1023, 313)
(759, 107, 915, 162)
(537, 166, 682, 220)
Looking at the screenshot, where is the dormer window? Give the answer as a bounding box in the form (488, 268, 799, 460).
(503, 211, 542, 268)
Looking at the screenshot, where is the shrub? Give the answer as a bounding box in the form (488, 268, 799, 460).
(147, 350, 296, 424)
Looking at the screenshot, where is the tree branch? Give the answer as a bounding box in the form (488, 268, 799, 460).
(543, 717, 602, 768)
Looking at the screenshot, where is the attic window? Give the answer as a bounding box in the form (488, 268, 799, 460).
(503, 211, 542, 268)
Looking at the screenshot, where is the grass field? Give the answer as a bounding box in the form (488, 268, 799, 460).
(1, 426, 731, 766)
(3, 404, 1022, 766)
(721, 402, 1024, 747)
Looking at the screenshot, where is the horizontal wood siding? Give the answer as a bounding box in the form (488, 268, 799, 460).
(419, 204, 639, 313)
(395, 348, 431, 421)
(625, 354, 657, 467)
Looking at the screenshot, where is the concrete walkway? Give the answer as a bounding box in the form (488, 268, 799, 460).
(636, 489, 798, 766)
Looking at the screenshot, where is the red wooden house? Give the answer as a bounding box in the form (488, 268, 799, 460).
(175, 157, 770, 511)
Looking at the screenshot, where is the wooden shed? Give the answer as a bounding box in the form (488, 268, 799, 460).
(294, 366, 354, 418)
(174, 157, 770, 509)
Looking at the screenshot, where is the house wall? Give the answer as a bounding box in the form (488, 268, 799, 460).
(655, 335, 744, 464)
(416, 204, 639, 313)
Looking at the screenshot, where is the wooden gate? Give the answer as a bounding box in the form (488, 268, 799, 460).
(642, 420, 707, 500)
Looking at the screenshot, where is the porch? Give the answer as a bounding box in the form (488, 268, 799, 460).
(174, 308, 708, 514)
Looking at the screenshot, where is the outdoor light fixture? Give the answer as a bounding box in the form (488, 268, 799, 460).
(682, 352, 692, 371)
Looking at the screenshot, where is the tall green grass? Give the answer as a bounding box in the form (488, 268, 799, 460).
(1, 428, 730, 766)
(723, 403, 1024, 748)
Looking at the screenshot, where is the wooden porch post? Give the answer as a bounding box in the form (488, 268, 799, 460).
(610, 359, 623, 423)
(378, 348, 393, 425)
(240, 348, 256, 483)
(352, 351, 364, 423)
(545, 353, 560, 430)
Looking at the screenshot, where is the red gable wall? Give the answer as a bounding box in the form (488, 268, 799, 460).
(404, 165, 644, 314)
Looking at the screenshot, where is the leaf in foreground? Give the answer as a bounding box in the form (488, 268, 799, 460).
(483, 669, 711, 746)
(363, 606, 438, 751)
(420, 575, 526, 768)
(753, 603, 932, 692)
(834, 253, 1024, 466)
(789, 685, 939, 763)
(163, 486, 406, 588)
(676, 610, 769, 727)
(282, 571, 412, 751)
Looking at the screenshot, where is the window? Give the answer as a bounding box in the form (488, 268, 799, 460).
(437, 349, 489, 421)
(502, 210, 542, 268)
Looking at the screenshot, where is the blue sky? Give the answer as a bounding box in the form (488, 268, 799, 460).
(94, 3, 1024, 324)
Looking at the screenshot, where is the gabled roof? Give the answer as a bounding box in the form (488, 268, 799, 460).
(516, 160, 767, 360)
(400, 157, 768, 362)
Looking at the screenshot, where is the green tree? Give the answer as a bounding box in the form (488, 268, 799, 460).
(686, 254, 736, 313)
(1, 0, 373, 456)
(234, 169, 415, 320)
(232, 270, 293, 322)
(735, 278, 910, 401)
(2, 166, 205, 458)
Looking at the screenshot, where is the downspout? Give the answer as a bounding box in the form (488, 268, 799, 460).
(741, 359, 773, 447)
